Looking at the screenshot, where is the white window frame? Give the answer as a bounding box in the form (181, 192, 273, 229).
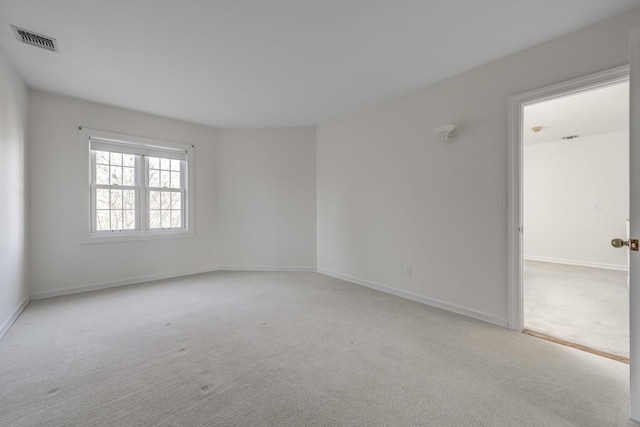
(80, 127, 194, 244)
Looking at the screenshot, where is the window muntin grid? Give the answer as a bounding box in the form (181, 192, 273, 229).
(92, 150, 138, 232)
(90, 153, 186, 233)
(146, 156, 185, 230)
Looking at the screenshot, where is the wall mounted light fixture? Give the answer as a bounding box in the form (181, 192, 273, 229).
(434, 124, 456, 143)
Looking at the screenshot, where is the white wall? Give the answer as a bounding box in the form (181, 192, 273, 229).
(524, 131, 629, 270)
(0, 46, 29, 337)
(316, 10, 640, 326)
(218, 128, 316, 269)
(28, 91, 220, 297)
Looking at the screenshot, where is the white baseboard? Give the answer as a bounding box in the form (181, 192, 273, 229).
(0, 295, 30, 341)
(219, 265, 317, 272)
(30, 266, 221, 300)
(8, 268, 505, 341)
(524, 255, 628, 271)
(29, 266, 317, 300)
(317, 268, 509, 328)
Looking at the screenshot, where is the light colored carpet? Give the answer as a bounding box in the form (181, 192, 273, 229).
(524, 260, 629, 358)
(0, 271, 637, 426)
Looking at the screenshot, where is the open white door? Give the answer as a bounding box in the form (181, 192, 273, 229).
(630, 27, 640, 422)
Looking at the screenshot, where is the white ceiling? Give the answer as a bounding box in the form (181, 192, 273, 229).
(524, 82, 629, 145)
(0, 1, 638, 128)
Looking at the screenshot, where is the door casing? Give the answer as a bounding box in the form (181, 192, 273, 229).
(507, 64, 629, 331)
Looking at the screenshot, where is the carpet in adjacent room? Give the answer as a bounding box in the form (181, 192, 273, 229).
(524, 260, 629, 359)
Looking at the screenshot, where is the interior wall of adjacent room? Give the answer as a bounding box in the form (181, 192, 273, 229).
(27, 90, 220, 297)
(0, 46, 28, 335)
(524, 130, 629, 270)
(217, 128, 317, 269)
(316, 9, 640, 325)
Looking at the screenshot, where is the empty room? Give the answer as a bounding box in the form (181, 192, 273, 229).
(2, 1, 640, 426)
(522, 83, 631, 362)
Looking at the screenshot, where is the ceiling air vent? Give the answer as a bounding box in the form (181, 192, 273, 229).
(11, 25, 58, 52)
(561, 135, 579, 140)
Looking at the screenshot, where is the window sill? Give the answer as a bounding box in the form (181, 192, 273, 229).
(81, 229, 193, 244)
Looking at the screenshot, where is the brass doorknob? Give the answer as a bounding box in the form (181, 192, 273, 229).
(612, 238, 630, 248)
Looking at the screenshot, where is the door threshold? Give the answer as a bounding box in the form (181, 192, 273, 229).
(523, 329, 629, 364)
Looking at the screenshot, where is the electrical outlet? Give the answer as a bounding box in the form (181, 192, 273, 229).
(405, 264, 412, 276)
(498, 196, 508, 209)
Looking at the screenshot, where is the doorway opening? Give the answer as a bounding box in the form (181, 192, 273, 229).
(522, 83, 630, 362)
(507, 65, 631, 355)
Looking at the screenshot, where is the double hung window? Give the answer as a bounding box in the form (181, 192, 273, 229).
(80, 128, 193, 242)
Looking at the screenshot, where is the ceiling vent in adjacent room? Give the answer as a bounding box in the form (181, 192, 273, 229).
(11, 25, 58, 52)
